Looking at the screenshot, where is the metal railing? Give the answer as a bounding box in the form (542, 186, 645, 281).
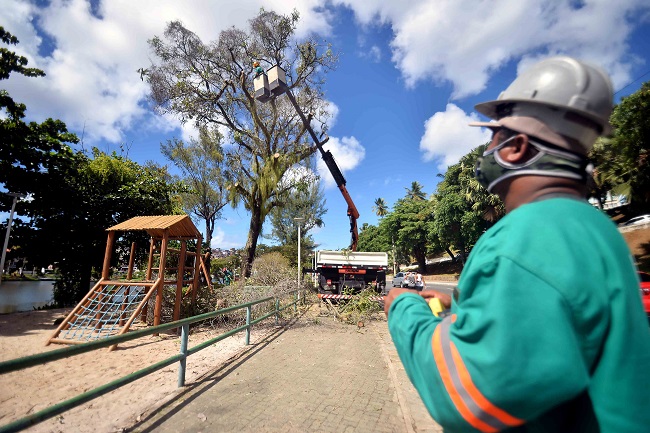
(0, 289, 303, 433)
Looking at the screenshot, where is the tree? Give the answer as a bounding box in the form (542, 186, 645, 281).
(405, 181, 426, 201)
(588, 137, 629, 209)
(146, 10, 337, 277)
(383, 196, 437, 273)
(161, 125, 229, 274)
(266, 176, 326, 267)
(0, 26, 77, 204)
(433, 146, 503, 262)
(597, 82, 650, 212)
(25, 150, 180, 304)
(372, 197, 388, 217)
(357, 222, 389, 253)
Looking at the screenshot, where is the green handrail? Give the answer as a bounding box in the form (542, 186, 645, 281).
(0, 289, 302, 433)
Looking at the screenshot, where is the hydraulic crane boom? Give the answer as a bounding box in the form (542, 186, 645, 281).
(253, 64, 360, 250)
(283, 91, 360, 251)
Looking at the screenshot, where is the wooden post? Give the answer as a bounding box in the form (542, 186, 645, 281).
(102, 232, 116, 280)
(146, 238, 155, 281)
(142, 238, 156, 323)
(154, 231, 168, 329)
(173, 240, 187, 322)
(191, 235, 202, 310)
(126, 242, 136, 280)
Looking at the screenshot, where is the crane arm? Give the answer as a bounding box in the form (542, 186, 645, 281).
(284, 91, 360, 251)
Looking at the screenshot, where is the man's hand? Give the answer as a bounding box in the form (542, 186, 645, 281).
(419, 290, 452, 309)
(383, 288, 419, 317)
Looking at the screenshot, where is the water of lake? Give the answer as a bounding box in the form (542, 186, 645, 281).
(0, 280, 55, 314)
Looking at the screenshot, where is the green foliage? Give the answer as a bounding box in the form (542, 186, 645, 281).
(0, 26, 45, 81)
(336, 288, 383, 325)
(37, 150, 180, 305)
(433, 146, 503, 260)
(266, 177, 325, 267)
(161, 125, 229, 273)
(372, 197, 389, 217)
(211, 254, 242, 276)
(591, 81, 650, 212)
(405, 181, 427, 200)
(382, 194, 437, 273)
(0, 27, 78, 201)
(147, 9, 338, 277)
(357, 223, 389, 253)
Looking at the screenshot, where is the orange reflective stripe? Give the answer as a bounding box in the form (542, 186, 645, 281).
(432, 327, 499, 433)
(449, 343, 524, 427)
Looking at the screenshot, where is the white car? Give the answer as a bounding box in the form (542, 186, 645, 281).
(392, 272, 415, 288)
(622, 215, 650, 227)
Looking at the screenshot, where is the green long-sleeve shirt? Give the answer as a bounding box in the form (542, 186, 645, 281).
(388, 198, 650, 432)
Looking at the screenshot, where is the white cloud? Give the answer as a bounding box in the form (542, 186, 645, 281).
(335, 0, 650, 97)
(317, 136, 366, 188)
(0, 0, 333, 144)
(210, 226, 244, 249)
(419, 103, 491, 170)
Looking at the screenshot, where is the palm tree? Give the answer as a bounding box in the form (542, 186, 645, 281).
(405, 181, 426, 200)
(372, 198, 388, 217)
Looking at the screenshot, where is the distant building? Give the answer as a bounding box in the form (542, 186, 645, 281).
(211, 247, 238, 259)
(589, 192, 628, 210)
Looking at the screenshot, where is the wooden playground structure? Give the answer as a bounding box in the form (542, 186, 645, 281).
(46, 215, 212, 349)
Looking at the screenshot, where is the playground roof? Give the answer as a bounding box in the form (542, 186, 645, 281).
(106, 215, 201, 239)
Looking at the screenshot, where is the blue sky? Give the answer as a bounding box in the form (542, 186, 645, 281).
(2, 0, 650, 251)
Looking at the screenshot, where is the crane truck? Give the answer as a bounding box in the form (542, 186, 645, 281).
(254, 66, 388, 293)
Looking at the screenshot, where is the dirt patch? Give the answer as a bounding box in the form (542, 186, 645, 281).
(0, 308, 290, 433)
(621, 227, 650, 271)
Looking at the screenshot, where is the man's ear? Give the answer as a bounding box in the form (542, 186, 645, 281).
(498, 134, 529, 163)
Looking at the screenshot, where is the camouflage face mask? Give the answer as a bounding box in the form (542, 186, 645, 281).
(474, 136, 589, 193)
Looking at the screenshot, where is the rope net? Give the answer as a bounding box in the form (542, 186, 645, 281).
(57, 283, 151, 342)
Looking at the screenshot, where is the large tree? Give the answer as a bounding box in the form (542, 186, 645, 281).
(433, 146, 503, 262)
(146, 10, 337, 276)
(266, 175, 326, 267)
(1, 27, 183, 303)
(0, 26, 77, 205)
(161, 125, 229, 273)
(24, 150, 180, 304)
(598, 81, 650, 212)
(383, 196, 437, 273)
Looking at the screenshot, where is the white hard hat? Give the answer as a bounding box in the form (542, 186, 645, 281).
(473, 56, 613, 153)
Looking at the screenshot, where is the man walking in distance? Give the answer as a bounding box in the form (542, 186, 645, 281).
(384, 56, 650, 432)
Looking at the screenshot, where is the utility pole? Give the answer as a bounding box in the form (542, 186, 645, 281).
(1, 193, 26, 286)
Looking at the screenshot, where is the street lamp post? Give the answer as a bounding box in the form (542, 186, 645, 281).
(1, 192, 26, 286)
(293, 217, 305, 288)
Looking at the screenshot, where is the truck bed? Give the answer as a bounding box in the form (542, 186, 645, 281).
(316, 250, 388, 268)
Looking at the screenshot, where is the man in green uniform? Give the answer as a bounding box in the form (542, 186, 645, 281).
(384, 56, 650, 432)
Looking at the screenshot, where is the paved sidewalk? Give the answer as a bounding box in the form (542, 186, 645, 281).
(130, 314, 442, 433)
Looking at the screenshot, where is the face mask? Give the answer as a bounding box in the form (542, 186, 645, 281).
(474, 136, 589, 193)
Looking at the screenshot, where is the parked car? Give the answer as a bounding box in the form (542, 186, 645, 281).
(639, 271, 650, 321)
(392, 272, 416, 288)
(391, 272, 406, 287)
(622, 215, 650, 227)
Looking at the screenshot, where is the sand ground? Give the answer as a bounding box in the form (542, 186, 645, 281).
(0, 308, 277, 433)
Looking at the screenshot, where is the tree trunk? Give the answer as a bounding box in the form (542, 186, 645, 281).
(415, 248, 427, 274)
(445, 248, 455, 260)
(242, 205, 263, 278)
(204, 219, 213, 276)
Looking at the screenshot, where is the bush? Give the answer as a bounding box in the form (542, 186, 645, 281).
(248, 252, 293, 287)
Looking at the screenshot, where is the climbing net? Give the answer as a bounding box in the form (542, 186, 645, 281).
(57, 283, 149, 342)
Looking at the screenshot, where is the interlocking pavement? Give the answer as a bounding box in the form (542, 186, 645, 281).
(130, 313, 443, 433)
